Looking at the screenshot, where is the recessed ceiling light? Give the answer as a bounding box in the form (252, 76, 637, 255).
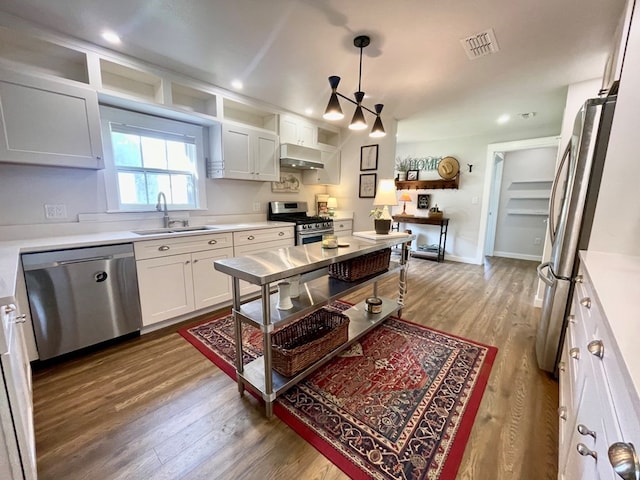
(497, 114, 510, 124)
(304, 108, 313, 115)
(518, 112, 537, 119)
(101, 31, 121, 45)
(231, 80, 243, 90)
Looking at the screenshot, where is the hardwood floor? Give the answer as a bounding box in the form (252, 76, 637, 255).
(32, 256, 558, 479)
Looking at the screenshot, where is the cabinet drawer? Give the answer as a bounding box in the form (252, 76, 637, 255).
(134, 232, 233, 260)
(233, 227, 293, 246)
(333, 219, 352, 232)
(234, 238, 294, 256)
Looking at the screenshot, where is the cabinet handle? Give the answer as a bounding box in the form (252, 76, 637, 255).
(570, 347, 580, 360)
(158, 245, 170, 251)
(3, 304, 16, 313)
(575, 274, 583, 283)
(588, 339, 604, 359)
(558, 406, 567, 421)
(558, 361, 566, 373)
(193, 259, 198, 263)
(567, 314, 575, 324)
(247, 235, 255, 240)
(580, 297, 591, 309)
(577, 443, 598, 460)
(577, 424, 597, 439)
(185, 260, 190, 264)
(608, 442, 640, 480)
(278, 231, 284, 236)
(208, 239, 217, 245)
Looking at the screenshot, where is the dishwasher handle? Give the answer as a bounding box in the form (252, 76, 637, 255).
(56, 255, 114, 266)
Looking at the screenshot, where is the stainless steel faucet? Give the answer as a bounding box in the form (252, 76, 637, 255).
(156, 192, 169, 228)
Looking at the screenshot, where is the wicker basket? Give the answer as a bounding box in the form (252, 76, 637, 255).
(271, 308, 349, 377)
(328, 248, 391, 282)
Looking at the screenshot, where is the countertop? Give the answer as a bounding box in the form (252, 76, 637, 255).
(214, 233, 415, 285)
(579, 250, 640, 397)
(0, 221, 293, 305)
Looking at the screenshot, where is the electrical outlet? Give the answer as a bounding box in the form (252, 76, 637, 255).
(471, 196, 479, 205)
(44, 204, 67, 219)
(253, 201, 261, 212)
(534, 237, 542, 245)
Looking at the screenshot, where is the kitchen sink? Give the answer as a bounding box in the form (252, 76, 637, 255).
(132, 226, 217, 235)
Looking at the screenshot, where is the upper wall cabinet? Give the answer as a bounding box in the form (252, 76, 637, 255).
(210, 122, 279, 182)
(279, 114, 341, 150)
(302, 148, 341, 185)
(0, 67, 104, 169)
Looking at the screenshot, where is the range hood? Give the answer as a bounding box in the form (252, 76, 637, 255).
(280, 143, 324, 169)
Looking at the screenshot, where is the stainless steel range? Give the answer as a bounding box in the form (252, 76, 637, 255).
(268, 201, 334, 245)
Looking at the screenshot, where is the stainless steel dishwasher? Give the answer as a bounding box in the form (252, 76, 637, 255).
(22, 243, 142, 360)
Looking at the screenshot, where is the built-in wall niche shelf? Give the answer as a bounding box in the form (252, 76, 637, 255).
(222, 97, 277, 132)
(99, 58, 163, 103)
(395, 176, 459, 190)
(506, 179, 552, 216)
(0, 27, 88, 83)
(170, 82, 218, 118)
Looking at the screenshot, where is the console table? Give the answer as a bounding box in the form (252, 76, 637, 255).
(392, 215, 449, 262)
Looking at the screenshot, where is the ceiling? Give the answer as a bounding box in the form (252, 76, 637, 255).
(0, 0, 626, 143)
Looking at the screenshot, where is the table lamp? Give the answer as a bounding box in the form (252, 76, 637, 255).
(327, 197, 338, 217)
(372, 179, 398, 234)
(398, 192, 412, 216)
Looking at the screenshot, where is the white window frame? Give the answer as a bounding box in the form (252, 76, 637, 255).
(100, 105, 207, 212)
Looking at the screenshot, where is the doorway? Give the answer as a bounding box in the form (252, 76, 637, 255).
(477, 136, 560, 263)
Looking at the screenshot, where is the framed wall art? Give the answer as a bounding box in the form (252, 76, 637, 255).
(359, 173, 377, 198)
(417, 194, 431, 209)
(406, 169, 419, 181)
(360, 144, 378, 171)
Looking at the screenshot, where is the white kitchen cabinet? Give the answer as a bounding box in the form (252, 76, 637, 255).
(333, 219, 353, 238)
(134, 232, 234, 326)
(0, 67, 103, 169)
(302, 148, 341, 185)
(233, 226, 295, 296)
(557, 252, 640, 479)
(216, 122, 279, 181)
(280, 114, 316, 146)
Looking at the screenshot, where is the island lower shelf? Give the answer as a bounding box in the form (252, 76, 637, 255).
(238, 297, 399, 397)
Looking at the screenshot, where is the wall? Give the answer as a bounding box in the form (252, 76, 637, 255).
(326, 119, 399, 233)
(396, 125, 560, 263)
(493, 147, 556, 260)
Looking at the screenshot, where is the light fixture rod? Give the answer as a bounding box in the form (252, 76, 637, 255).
(335, 91, 379, 116)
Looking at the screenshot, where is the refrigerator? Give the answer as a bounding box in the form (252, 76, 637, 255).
(535, 94, 617, 374)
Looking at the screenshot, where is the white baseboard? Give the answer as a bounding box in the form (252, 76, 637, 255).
(493, 251, 542, 262)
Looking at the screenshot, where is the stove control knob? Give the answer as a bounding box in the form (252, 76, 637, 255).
(302, 224, 307, 229)
(316, 223, 321, 228)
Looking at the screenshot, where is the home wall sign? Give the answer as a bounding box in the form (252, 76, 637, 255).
(395, 155, 441, 171)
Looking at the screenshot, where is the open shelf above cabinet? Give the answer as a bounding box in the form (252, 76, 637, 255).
(395, 175, 459, 190)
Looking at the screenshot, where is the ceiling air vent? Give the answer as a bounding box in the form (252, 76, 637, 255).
(460, 28, 499, 60)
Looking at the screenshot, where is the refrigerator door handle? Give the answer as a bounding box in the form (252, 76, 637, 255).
(548, 142, 571, 244)
(537, 261, 555, 286)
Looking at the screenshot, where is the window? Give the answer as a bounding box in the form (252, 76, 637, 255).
(100, 106, 207, 211)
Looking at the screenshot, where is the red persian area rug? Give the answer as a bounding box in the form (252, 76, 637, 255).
(178, 302, 498, 479)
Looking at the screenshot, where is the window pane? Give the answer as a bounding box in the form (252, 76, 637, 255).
(167, 140, 195, 171)
(111, 132, 142, 167)
(146, 173, 172, 204)
(117, 172, 147, 204)
(171, 174, 195, 205)
(141, 137, 167, 169)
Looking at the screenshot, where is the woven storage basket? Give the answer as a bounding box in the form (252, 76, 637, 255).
(328, 248, 391, 282)
(271, 308, 349, 377)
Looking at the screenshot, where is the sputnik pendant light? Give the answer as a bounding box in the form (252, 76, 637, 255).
(323, 35, 386, 138)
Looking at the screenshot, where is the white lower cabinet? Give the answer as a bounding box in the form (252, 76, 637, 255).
(558, 253, 640, 480)
(134, 233, 234, 326)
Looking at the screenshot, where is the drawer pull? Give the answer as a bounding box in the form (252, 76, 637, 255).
(13, 314, 27, 324)
(208, 239, 217, 245)
(577, 424, 597, 439)
(3, 304, 16, 313)
(570, 347, 580, 360)
(558, 361, 566, 373)
(588, 339, 604, 359)
(158, 245, 170, 251)
(575, 274, 584, 283)
(567, 314, 575, 324)
(608, 442, 640, 480)
(558, 406, 567, 421)
(577, 443, 598, 460)
(247, 235, 255, 241)
(580, 297, 591, 309)
(278, 231, 284, 236)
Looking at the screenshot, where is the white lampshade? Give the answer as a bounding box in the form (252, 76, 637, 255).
(327, 197, 338, 208)
(373, 179, 398, 206)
